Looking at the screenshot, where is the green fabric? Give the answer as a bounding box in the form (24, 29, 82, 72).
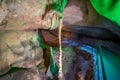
(37, 36, 58, 78)
(90, 0, 120, 26)
(37, 36, 47, 49)
(50, 47, 58, 76)
(98, 46, 107, 80)
(49, 0, 67, 29)
(37, 37, 57, 78)
(50, 0, 68, 18)
(99, 46, 120, 80)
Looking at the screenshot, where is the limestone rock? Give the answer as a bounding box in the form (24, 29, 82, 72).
(0, 30, 45, 75)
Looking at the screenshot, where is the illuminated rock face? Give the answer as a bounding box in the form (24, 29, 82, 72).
(0, 0, 62, 30)
(0, 0, 51, 30)
(0, 31, 45, 76)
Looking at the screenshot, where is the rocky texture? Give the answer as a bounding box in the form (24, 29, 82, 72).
(63, 0, 88, 25)
(0, 67, 46, 80)
(0, 0, 51, 30)
(63, 0, 117, 27)
(0, 45, 94, 80)
(0, 0, 120, 80)
(0, 30, 45, 76)
(0, 0, 119, 30)
(65, 48, 93, 80)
